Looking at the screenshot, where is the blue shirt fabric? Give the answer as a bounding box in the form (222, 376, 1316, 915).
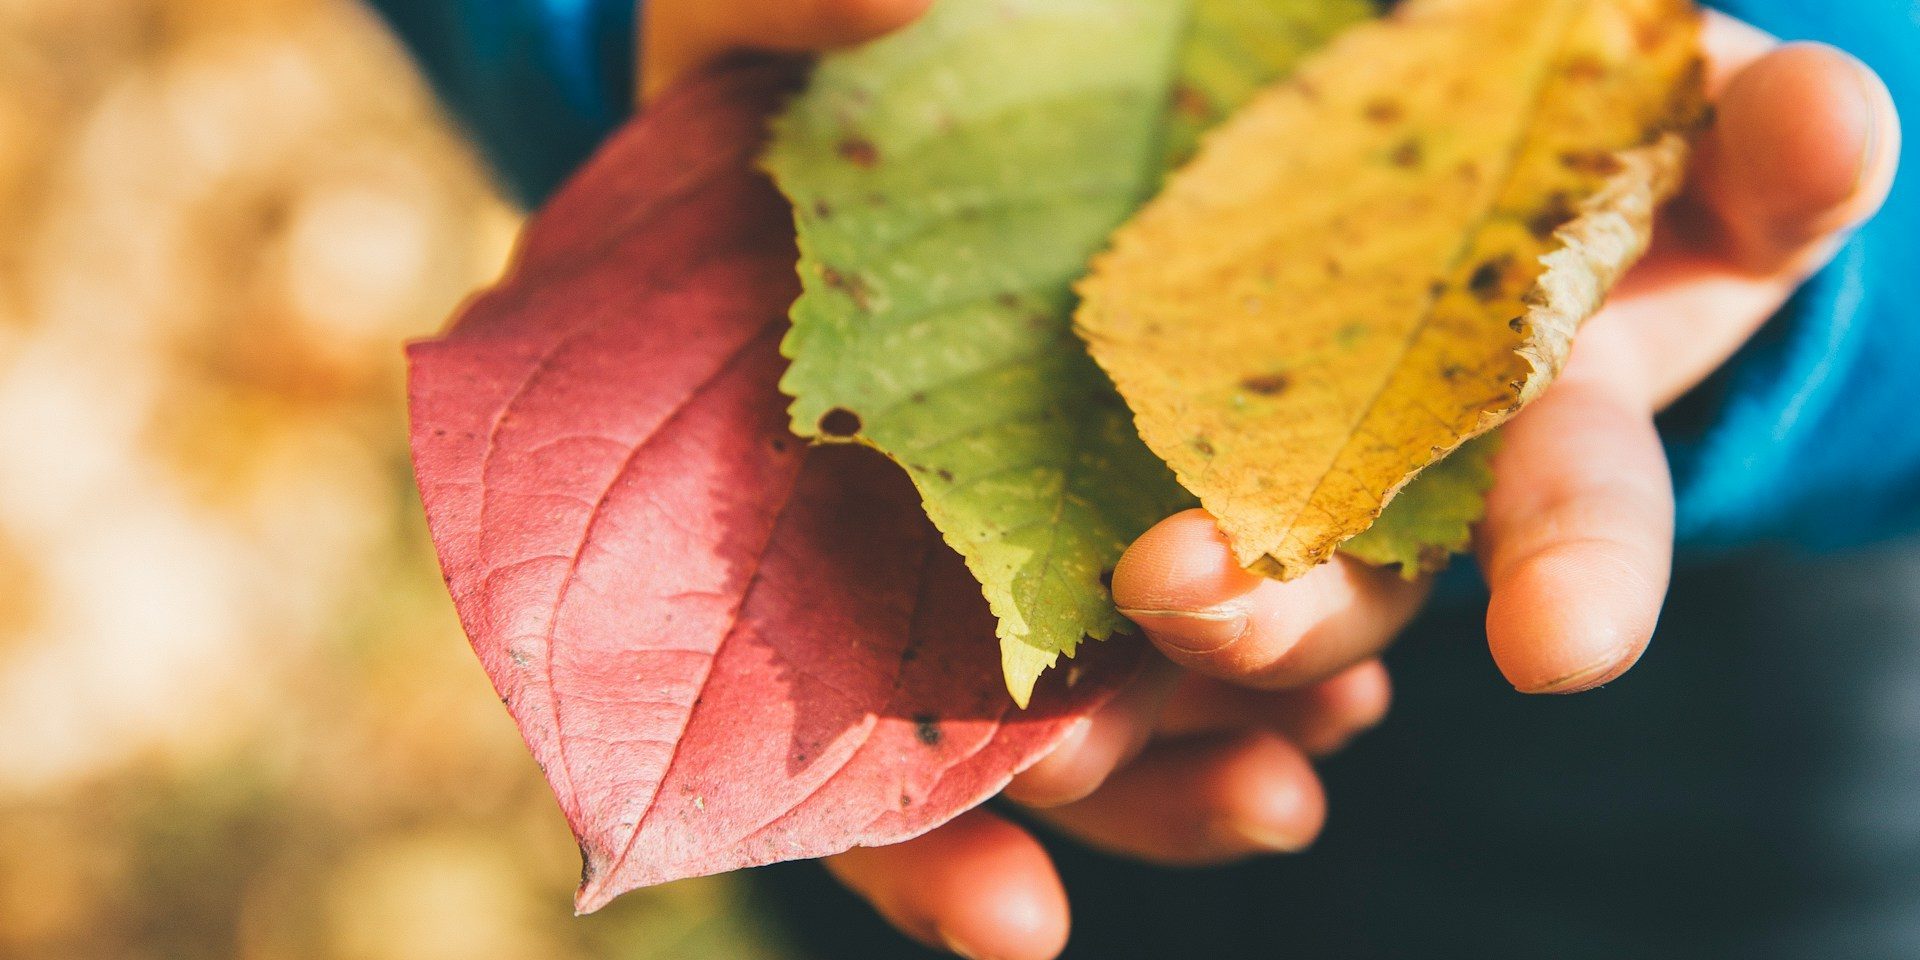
(1668, 2, 1919, 550)
(367, 0, 1919, 552)
(367, 0, 637, 207)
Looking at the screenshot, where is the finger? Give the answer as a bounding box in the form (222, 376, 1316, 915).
(1033, 731, 1326, 866)
(641, 0, 934, 98)
(1476, 329, 1673, 694)
(825, 809, 1069, 960)
(1156, 660, 1392, 757)
(1003, 656, 1181, 809)
(1693, 39, 1900, 274)
(717, 0, 934, 50)
(1618, 32, 1901, 405)
(1112, 510, 1430, 690)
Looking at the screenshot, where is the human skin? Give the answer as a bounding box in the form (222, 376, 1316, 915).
(640, 5, 1902, 958)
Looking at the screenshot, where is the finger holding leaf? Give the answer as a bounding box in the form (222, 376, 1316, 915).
(1103, 11, 1899, 697)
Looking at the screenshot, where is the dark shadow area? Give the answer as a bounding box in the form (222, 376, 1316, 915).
(756, 535, 1920, 959)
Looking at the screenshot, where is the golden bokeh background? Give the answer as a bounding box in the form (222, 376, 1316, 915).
(0, 1, 805, 956)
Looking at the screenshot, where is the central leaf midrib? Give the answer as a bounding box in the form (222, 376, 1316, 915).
(1273, 0, 1585, 559)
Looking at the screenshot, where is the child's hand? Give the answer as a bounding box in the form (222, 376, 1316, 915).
(638, 0, 933, 100)
(644, 7, 1899, 959)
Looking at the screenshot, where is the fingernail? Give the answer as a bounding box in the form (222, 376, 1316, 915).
(1210, 816, 1311, 855)
(939, 932, 989, 960)
(1517, 648, 1631, 695)
(1843, 53, 1888, 206)
(1116, 604, 1248, 653)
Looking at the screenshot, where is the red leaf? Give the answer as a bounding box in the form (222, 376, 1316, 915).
(406, 59, 1140, 913)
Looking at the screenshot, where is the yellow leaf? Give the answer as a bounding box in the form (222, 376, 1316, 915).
(1075, 0, 1706, 579)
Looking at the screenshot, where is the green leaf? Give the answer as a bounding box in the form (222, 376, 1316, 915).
(1344, 433, 1500, 578)
(1165, 0, 1378, 168)
(764, 0, 1371, 704)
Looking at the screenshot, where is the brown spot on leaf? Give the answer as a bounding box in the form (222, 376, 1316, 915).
(1508, 316, 1527, 333)
(1173, 84, 1210, 118)
(1560, 150, 1624, 176)
(838, 137, 879, 167)
(914, 715, 944, 747)
(936, 468, 954, 482)
(1527, 191, 1577, 239)
(1389, 138, 1423, 168)
(820, 265, 873, 310)
(812, 199, 833, 219)
(818, 408, 862, 438)
(1564, 54, 1606, 83)
(1467, 254, 1516, 301)
(1364, 97, 1404, 124)
(1240, 372, 1293, 396)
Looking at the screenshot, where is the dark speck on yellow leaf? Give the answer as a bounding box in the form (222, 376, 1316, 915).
(1364, 97, 1404, 124)
(1561, 149, 1626, 175)
(1468, 253, 1518, 300)
(1240, 373, 1293, 396)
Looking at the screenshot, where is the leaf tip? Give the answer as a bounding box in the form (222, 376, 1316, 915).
(1001, 641, 1056, 710)
(572, 843, 620, 915)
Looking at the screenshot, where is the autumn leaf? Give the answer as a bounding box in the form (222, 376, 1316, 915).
(764, 0, 1369, 704)
(1168, 0, 1494, 573)
(1077, 0, 1705, 579)
(407, 60, 1139, 911)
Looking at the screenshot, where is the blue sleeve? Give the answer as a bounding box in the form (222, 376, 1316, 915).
(1669, 0, 1919, 551)
(363, 0, 638, 207)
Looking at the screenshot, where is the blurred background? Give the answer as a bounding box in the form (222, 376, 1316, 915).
(0, 0, 807, 956)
